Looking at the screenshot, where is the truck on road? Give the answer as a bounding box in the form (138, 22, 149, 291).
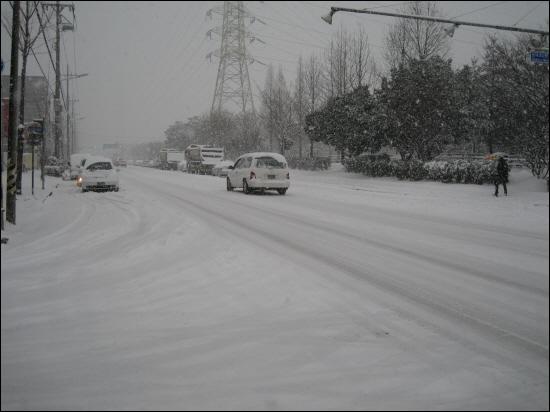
(159, 148, 185, 170)
(184, 144, 225, 175)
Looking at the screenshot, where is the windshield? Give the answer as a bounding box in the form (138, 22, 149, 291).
(87, 162, 112, 171)
(255, 157, 285, 169)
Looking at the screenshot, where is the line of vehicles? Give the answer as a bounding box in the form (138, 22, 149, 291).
(56, 144, 291, 195)
(135, 145, 225, 174)
(154, 145, 291, 195)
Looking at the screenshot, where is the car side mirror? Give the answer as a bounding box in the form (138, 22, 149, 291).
(228, 165, 234, 170)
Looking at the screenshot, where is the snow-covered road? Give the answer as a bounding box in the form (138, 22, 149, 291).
(2, 166, 548, 410)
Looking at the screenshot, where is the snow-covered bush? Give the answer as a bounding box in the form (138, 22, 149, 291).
(344, 156, 499, 185)
(288, 157, 331, 170)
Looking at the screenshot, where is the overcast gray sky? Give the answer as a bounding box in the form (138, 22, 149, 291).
(2, 1, 549, 149)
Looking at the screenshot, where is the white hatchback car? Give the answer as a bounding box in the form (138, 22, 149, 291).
(78, 156, 119, 192)
(226, 152, 289, 195)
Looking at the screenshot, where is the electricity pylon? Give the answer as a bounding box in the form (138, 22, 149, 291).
(207, 1, 264, 116)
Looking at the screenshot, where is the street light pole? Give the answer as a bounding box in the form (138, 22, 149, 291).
(322, 6, 550, 36)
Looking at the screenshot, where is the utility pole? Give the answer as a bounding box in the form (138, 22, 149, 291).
(1, 60, 4, 231)
(6, 1, 21, 225)
(62, 71, 87, 156)
(71, 98, 75, 152)
(41, 96, 49, 191)
(54, 1, 61, 160)
(66, 64, 70, 159)
(42, 1, 75, 162)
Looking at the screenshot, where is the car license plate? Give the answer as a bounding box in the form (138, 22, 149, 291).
(268, 175, 275, 179)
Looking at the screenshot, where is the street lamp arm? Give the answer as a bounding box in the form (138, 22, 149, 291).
(60, 73, 89, 80)
(324, 6, 549, 36)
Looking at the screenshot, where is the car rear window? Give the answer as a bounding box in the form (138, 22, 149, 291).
(255, 157, 286, 169)
(87, 162, 112, 171)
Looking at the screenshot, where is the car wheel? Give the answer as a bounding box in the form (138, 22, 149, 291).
(277, 188, 287, 195)
(243, 179, 250, 194)
(226, 177, 233, 191)
(114, 186, 119, 192)
(82, 187, 87, 193)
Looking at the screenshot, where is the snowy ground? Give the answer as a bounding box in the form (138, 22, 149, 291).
(1, 165, 548, 410)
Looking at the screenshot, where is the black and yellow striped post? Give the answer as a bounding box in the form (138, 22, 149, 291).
(6, 156, 17, 224)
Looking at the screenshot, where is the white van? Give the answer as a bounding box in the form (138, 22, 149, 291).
(226, 152, 289, 195)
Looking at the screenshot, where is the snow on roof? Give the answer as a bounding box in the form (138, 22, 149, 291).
(236, 152, 288, 163)
(83, 155, 114, 165)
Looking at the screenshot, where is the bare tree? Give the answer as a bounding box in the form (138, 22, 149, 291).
(260, 66, 294, 155)
(293, 56, 307, 159)
(384, 1, 450, 69)
(273, 67, 294, 155)
(260, 64, 276, 152)
(3, 1, 53, 193)
(304, 54, 324, 158)
(324, 27, 353, 98)
(350, 27, 377, 90)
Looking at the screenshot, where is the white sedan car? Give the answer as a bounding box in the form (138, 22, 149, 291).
(226, 152, 289, 195)
(212, 160, 234, 177)
(78, 157, 119, 192)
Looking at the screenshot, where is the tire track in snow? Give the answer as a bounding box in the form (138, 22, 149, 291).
(129, 173, 549, 380)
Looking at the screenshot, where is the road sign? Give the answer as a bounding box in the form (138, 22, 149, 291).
(26, 121, 44, 145)
(27, 121, 43, 135)
(529, 49, 549, 64)
(28, 126, 43, 135)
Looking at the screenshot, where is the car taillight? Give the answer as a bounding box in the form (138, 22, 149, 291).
(250, 171, 256, 179)
(286, 172, 290, 179)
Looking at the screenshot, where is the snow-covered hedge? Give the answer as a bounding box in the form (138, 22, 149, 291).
(343, 157, 498, 184)
(288, 157, 331, 170)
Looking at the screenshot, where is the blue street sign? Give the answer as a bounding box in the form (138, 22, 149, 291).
(529, 49, 549, 64)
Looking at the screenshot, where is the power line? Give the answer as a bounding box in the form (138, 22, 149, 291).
(272, 1, 331, 44)
(29, 46, 56, 98)
(149, 32, 210, 108)
(137, 2, 199, 101)
(137, 2, 207, 104)
(451, 1, 509, 19)
(257, 32, 325, 49)
(513, 1, 545, 27)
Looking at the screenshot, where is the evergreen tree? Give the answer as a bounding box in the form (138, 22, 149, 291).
(384, 57, 455, 161)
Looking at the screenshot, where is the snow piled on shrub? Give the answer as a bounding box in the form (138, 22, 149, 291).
(343, 157, 498, 184)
